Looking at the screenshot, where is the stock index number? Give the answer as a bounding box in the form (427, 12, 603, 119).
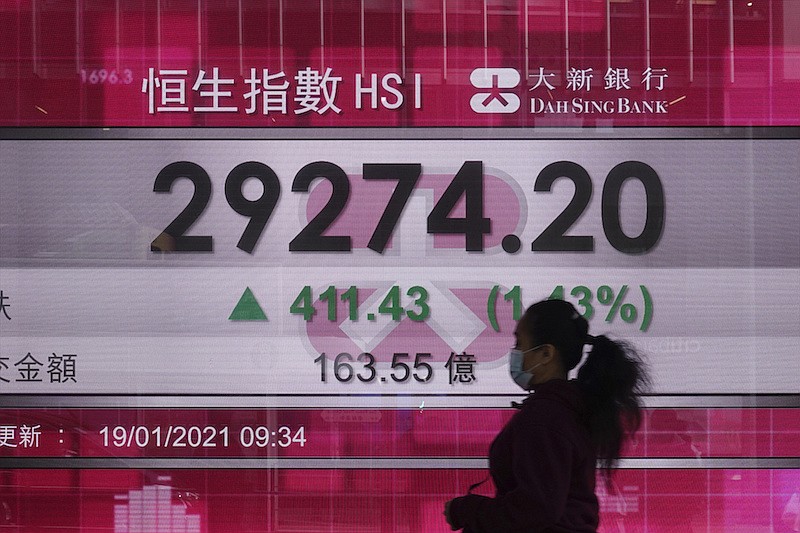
(150, 159, 664, 255)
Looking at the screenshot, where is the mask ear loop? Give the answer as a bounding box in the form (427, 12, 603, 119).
(523, 361, 544, 374)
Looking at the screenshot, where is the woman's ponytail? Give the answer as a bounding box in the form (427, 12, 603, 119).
(577, 334, 649, 479)
(521, 299, 649, 483)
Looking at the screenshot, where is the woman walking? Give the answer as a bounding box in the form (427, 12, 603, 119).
(444, 298, 649, 532)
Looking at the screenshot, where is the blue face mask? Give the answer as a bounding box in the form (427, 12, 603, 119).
(509, 345, 545, 390)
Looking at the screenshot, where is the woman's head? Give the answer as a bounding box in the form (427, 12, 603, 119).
(516, 299, 589, 378)
(516, 298, 650, 482)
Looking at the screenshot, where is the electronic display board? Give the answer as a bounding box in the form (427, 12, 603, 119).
(1, 2, 799, 532)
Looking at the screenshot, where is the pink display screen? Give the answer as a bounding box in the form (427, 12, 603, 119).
(1, 404, 798, 531)
(5, 468, 800, 532)
(1, 0, 799, 126)
(1, 1, 799, 532)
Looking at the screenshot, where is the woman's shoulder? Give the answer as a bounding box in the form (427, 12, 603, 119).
(517, 380, 591, 447)
(520, 380, 586, 422)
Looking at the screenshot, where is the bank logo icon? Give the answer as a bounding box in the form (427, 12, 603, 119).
(469, 68, 521, 113)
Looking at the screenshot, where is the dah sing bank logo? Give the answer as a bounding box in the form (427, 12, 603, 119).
(469, 67, 671, 115)
(469, 68, 521, 113)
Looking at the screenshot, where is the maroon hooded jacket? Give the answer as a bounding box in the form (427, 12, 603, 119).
(448, 379, 599, 532)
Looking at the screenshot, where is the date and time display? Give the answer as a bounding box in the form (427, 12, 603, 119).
(99, 425, 307, 449)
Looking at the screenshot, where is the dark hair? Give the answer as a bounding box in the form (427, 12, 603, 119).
(520, 299, 649, 480)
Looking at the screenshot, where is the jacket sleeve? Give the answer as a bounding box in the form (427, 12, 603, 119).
(448, 411, 575, 532)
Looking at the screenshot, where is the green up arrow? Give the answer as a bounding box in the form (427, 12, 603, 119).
(228, 287, 268, 321)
